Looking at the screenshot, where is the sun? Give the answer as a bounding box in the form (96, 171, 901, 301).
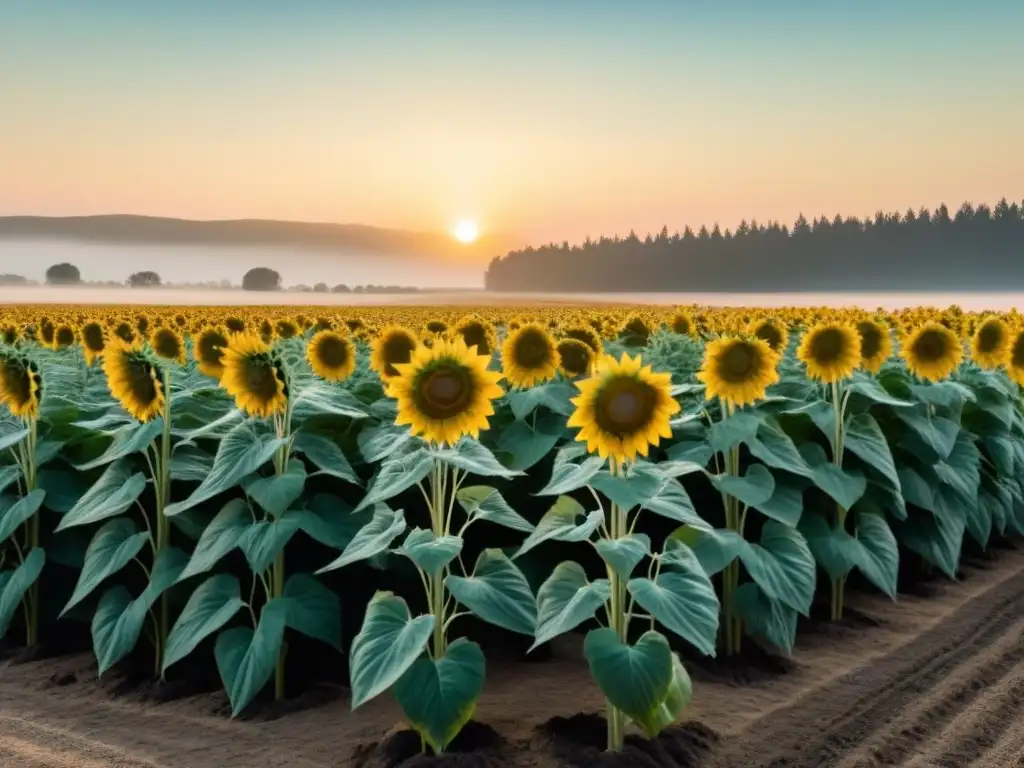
(453, 219, 479, 244)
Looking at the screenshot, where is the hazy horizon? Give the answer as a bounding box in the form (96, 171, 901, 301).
(0, 241, 487, 289)
(4, 1, 1023, 246)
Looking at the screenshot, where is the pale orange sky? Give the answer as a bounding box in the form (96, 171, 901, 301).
(3, 2, 1023, 247)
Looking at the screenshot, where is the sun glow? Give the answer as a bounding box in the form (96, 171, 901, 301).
(453, 219, 479, 243)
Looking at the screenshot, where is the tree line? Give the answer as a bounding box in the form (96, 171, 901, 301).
(14, 264, 422, 294)
(483, 198, 1024, 292)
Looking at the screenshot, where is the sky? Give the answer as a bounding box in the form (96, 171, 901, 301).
(3, 0, 1023, 247)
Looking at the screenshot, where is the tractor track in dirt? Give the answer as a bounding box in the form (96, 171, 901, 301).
(708, 563, 1024, 768)
(1, 549, 1023, 767)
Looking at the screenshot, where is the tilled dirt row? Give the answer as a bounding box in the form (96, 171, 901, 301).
(1, 547, 1022, 768)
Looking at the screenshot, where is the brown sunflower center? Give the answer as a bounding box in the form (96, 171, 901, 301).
(1010, 333, 1024, 368)
(807, 327, 849, 365)
(1, 361, 32, 406)
(40, 322, 55, 344)
(115, 323, 134, 342)
(226, 317, 246, 333)
(458, 323, 492, 355)
(715, 341, 762, 383)
(276, 321, 297, 339)
(127, 358, 159, 406)
(753, 322, 784, 352)
(558, 340, 592, 376)
(425, 321, 447, 334)
(153, 330, 182, 360)
(382, 333, 417, 377)
(83, 324, 105, 351)
(594, 375, 657, 436)
(857, 322, 882, 359)
(198, 331, 227, 365)
(566, 327, 600, 352)
(511, 328, 553, 369)
(414, 365, 473, 420)
(672, 316, 692, 335)
(55, 326, 75, 347)
(244, 357, 281, 402)
(976, 322, 1004, 354)
(911, 329, 949, 363)
(316, 335, 350, 368)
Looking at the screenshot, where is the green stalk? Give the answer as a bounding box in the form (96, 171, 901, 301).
(271, 397, 293, 701)
(605, 460, 627, 752)
(830, 380, 847, 622)
(429, 458, 447, 661)
(25, 417, 39, 647)
(155, 369, 172, 678)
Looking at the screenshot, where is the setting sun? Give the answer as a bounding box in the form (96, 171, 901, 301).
(453, 219, 479, 243)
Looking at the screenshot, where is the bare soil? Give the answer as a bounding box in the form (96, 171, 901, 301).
(2, 547, 1023, 768)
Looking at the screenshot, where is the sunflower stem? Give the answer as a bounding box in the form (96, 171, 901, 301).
(605, 459, 628, 752)
(272, 393, 293, 701)
(429, 458, 448, 661)
(830, 379, 849, 622)
(25, 416, 39, 647)
(153, 369, 173, 679)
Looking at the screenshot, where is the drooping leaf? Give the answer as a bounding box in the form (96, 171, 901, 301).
(74, 419, 164, 471)
(456, 486, 533, 533)
(162, 574, 246, 673)
(445, 549, 537, 636)
(430, 438, 521, 478)
(532, 561, 610, 649)
(0, 489, 45, 543)
(392, 639, 486, 754)
(177, 498, 252, 582)
(283, 573, 342, 650)
(595, 534, 651, 580)
(316, 505, 406, 573)
(396, 528, 463, 574)
(293, 431, 361, 485)
(62, 518, 149, 615)
(215, 597, 290, 717)
(0, 548, 45, 637)
(57, 461, 147, 531)
(584, 628, 674, 732)
(354, 449, 434, 512)
(515, 496, 603, 557)
(349, 591, 435, 708)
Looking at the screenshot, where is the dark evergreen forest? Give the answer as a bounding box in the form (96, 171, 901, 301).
(484, 199, 1024, 292)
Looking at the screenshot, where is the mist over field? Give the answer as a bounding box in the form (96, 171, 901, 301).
(0, 240, 487, 289)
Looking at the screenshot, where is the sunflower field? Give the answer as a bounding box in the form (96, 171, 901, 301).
(1, 303, 1023, 755)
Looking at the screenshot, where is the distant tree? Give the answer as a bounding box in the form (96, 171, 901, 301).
(127, 270, 162, 287)
(332, 284, 351, 293)
(0, 274, 28, 286)
(484, 196, 1024, 292)
(241, 267, 282, 291)
(45, 263, 81, 285)
(313, 282, 329, 293)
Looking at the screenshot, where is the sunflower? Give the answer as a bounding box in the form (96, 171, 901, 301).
(113, 321, 135, 343)
(669, 311, 695, 337)
(501, 323, 558, 388)
(970, 315, 1011, 370)
(371, 326, 420, 380)
(557, 338, 595, 378)
(902, 322, 964, 382)
(39, 319, 56, 347)
(619, 314, 653, 347)
(150, 327, 185, 364)
(696, 336, 779, 407)
(0, 355, 41, 420)
(275, 319, 299, 340)
(307, 330, 356, 382)
(194, 325, 229, 379)
(225, 315, 247, 334)
(219, 333, 288, 418)
(567, 353, 679, 464)
(563, 325, 602, 353)
(258, 319, 273, 343)
(855, 318, 892, 373)
(388, 336, 503, 445)
(747, 317, 788, 354)
(424, 319, 448, 337)
(1007, 328, 1024, 387)
(796, 322, 860, 383)
(452, 315, 496, 357)
(102, 340, 165, 422)
(53, 324, 76, 349)
(1, 325, 18, 345)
